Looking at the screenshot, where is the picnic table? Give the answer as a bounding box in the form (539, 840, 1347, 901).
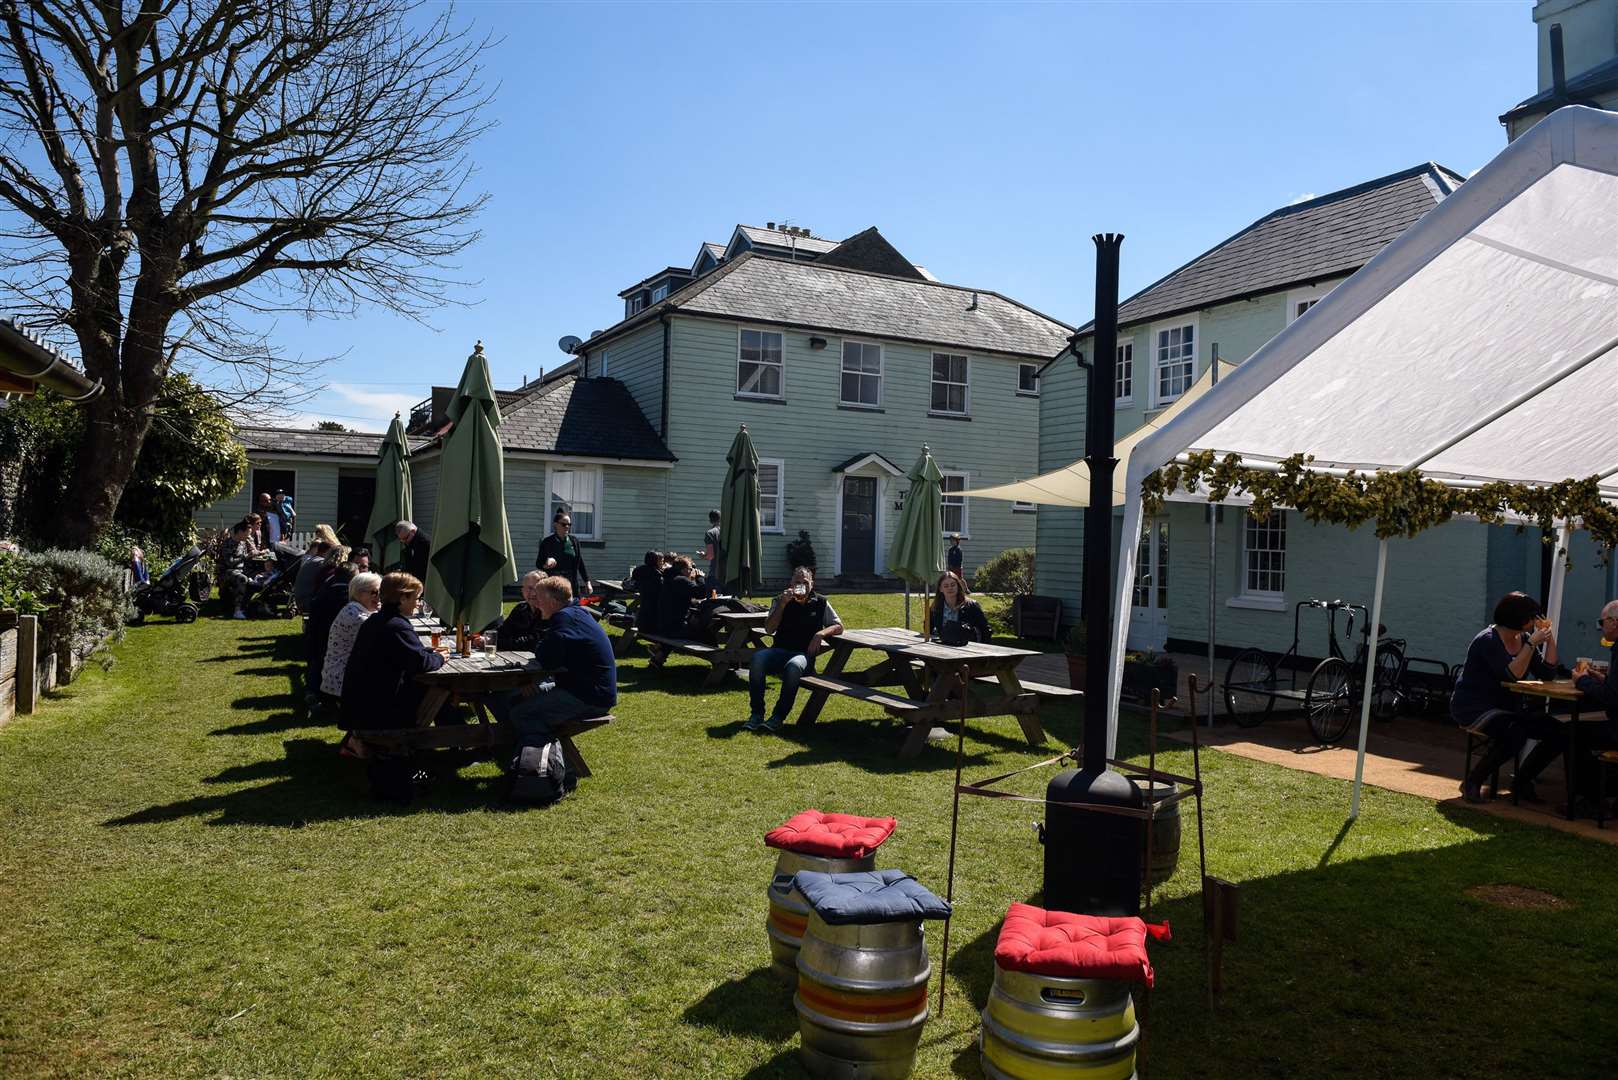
(355, 649, 611, 777)
(795, 626, 1077, 758)
(613, 605, 768, 687)
(593, 578, 626, 601)
(1502, 678, 1606, 820)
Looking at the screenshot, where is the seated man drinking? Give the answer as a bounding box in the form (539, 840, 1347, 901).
(746, 566, 843, 733)
(492, 576, 616, 744)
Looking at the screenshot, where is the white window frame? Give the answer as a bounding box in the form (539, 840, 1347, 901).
(1017, 363, 1040, 397)
(736, 326, 786, 400)
(650, 283, 670, 303)
(1013, 499, 1037, 513)
(546, 463, 604, 541)
(839, 339, 883, 409)
(1151, 317, 1198, 407)
(929, 352, 971, 417)
(627, 295, 645, 317)
(1114, 339, 1134, 406)
(940, 470, 969, 537)
(1286, 282, 1335, 324)
(599, 348, 610, 377)
(757, 458, 785, 534)
(1238, 509, 1287, 604)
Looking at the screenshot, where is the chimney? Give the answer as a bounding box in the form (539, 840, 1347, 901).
(967, 291, 979, 311)
(767, 221, 776, 230)
(1550, 23, 1567, 99)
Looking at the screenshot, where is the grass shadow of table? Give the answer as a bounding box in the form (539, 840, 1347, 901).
(101, 736, 509, 828)
(682, 965, 799, 1042)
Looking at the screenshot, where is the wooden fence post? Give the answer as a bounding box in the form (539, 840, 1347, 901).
(16, 614, 37, 714)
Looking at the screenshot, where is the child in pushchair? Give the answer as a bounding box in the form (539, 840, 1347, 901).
(129, 546, 206, 624)
(240, 541, 312, 618)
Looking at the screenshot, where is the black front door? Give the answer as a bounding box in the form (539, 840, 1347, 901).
(841, 476, 876, 575)
(337, 473, 376, 557)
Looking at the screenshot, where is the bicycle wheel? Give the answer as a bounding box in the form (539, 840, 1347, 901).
(1373, 646, 1403, 720)
(1305, 657, 1354, 745)
(1224, 648, 1277, 727)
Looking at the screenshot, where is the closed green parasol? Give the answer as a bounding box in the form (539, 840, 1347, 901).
(365, 413, 415, 570)
(423, 342, 517, 635)
(887, 446, 945, 629)
(718, 424, 764, 594)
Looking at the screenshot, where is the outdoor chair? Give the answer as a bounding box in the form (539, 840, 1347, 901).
(1457, 671, 1521, 805)
(1596, 749, 1618, 829)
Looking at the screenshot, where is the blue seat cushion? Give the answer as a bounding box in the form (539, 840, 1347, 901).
(793, 869, 952, 925)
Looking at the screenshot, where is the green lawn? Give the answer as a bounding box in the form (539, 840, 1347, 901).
(2, 596, 1615, 1078)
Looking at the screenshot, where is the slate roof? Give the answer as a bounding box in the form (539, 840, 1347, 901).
(645, 252, 1072, 359)
(736, 225, 840, 255)
(497, 374, 675, 461)
(1077, 162, 1465, 336)
(235, 426, 428, 458)
(1500, 58, 1618, 125)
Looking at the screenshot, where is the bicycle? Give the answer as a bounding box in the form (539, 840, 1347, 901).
(1222, 599, 1406, 744)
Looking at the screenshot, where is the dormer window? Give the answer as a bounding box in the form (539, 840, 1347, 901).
(651, 284, 670, 303)
(627, 295, 646, 317)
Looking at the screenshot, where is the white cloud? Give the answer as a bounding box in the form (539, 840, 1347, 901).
(1287, 191, 1319, 206)
(328, 383, 420, 423)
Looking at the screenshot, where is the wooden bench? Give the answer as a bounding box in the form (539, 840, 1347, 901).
(799, 675, 922, 712)
(616, 613, 766, 688)
(354, 714, 613, 777)
(974, 675, 1081, 700)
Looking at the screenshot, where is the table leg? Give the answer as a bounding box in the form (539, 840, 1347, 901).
(560, 736, 591, 778)
(416, 687, 452, 726)
(796, 643, 850, 726)
(898, 665, 960, 758)
(995, 667, 1046, 745)
(1567, 702, 1581, 821)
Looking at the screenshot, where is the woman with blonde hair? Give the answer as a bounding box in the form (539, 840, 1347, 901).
(340, 572, 445, 734)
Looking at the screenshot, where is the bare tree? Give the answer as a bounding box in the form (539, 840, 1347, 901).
(0, 1, 491, 547)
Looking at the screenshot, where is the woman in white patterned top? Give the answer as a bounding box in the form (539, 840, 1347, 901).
(321, 572, 382, 697)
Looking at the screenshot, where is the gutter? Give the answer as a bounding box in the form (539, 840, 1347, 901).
(0, 319, 103, 401)
(659, 310, 671, 440)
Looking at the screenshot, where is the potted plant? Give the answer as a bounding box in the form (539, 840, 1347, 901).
(1121, 650, 1178, 704)
(1063, 621, 1088, 690)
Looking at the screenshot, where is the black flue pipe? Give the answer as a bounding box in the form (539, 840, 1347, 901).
(1082, 233, 1123, 773)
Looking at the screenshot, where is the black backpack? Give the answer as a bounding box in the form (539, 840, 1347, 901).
(507, 741, 575, 806)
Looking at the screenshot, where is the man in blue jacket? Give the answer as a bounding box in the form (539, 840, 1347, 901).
(492, 575, 616, 744)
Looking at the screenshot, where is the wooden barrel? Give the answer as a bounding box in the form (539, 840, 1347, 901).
(767, 850, 876, 981)
(1141, 781, 1182, 888)
(794, 912, 930, 1079)
(980, 965, 1139, 1080)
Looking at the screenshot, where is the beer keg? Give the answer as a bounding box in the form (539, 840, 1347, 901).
(980, 965, 1139, 1080)
(767, 849, 876, 981)
(794, 912, 931, 1079)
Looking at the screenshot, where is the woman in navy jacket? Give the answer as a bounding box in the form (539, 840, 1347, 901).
(341, 572, 445, 731)
(929, 573, 992, 644)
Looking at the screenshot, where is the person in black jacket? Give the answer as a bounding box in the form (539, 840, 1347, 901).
(930, 573, 992, 644)
(746, 566, 843, 732)
(659, 555, 703, 638)
(340, 572, 445, 731)
(630, 550, 665, 629)
(304, 561, 356, 711)
(536, 509, 590, 598)
(490, 575, 616, 745)
(497, 571, 550, 652)
(1451, 591, 1562, 803)
(393, 521, 431, 582)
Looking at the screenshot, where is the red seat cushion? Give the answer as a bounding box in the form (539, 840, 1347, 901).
(764, 809, 896, 859)
(994, 902, 1168, 987)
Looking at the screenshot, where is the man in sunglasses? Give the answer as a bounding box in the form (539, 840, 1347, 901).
(1574, 601, 1618, 744)
(536, 509, 591, 600)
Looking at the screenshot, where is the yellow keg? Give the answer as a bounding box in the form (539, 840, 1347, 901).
(980, 965, 1139, 1080)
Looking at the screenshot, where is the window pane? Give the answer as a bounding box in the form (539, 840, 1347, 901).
(931, 383, 949, 412)
(841, 372, 861, 402)
(758, 463, 781, 529)
(762, 333, 782, 363)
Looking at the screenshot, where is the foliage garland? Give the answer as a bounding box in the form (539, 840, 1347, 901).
(1141, 451, 1618, 548)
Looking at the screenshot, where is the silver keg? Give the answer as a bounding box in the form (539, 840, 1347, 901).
(766, 849, 876, 981)
(794, 912, 930, 1079)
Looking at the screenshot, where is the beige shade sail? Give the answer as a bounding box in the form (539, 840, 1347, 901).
(960, 358, 1238, 506)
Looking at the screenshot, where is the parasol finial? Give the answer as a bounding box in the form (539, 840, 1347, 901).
(473, 340, 484, 356)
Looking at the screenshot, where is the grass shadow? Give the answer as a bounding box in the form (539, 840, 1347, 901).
(210, 711, 323, 737)
(682, 966, 799, 1041)
(736, 1049, 803, 1079)
(616, 662, 739, 697)
(103, 736, 509, 828)
(759, 719, 1003, 776)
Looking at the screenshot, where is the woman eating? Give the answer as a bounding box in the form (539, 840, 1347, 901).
(1450, 591, 1565, 804)
(340, 572, 446, 732)
(929, 572, 992, 644)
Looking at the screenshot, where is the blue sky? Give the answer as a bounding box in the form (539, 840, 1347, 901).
(276, 0, 1533, 430)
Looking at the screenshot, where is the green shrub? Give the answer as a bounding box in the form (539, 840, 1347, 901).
(22, 548, 127, 668)
(0, 548, 49, 616)
(974, 547, 1035, 595)
(786, 530, 817, 571)
(93, 522, 191, 571)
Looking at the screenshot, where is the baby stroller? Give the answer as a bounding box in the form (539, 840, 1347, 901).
(129, 546, 205, 624)
(243, 541, 309, 618)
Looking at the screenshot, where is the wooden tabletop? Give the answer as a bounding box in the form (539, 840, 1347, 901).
(838, 626, 1038, 662)
(714, 610, 769, 624)
(418, 650, 552, 687)
(594, 578, 625, 596)
(1502, 678, 1583, 701)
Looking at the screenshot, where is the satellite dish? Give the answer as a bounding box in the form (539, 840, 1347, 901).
(557, 335, 583, 354)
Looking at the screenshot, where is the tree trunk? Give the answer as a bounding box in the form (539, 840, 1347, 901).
(43, 393, 157, 550)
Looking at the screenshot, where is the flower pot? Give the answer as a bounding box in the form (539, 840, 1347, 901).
(1066, 655, 1087, 691)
